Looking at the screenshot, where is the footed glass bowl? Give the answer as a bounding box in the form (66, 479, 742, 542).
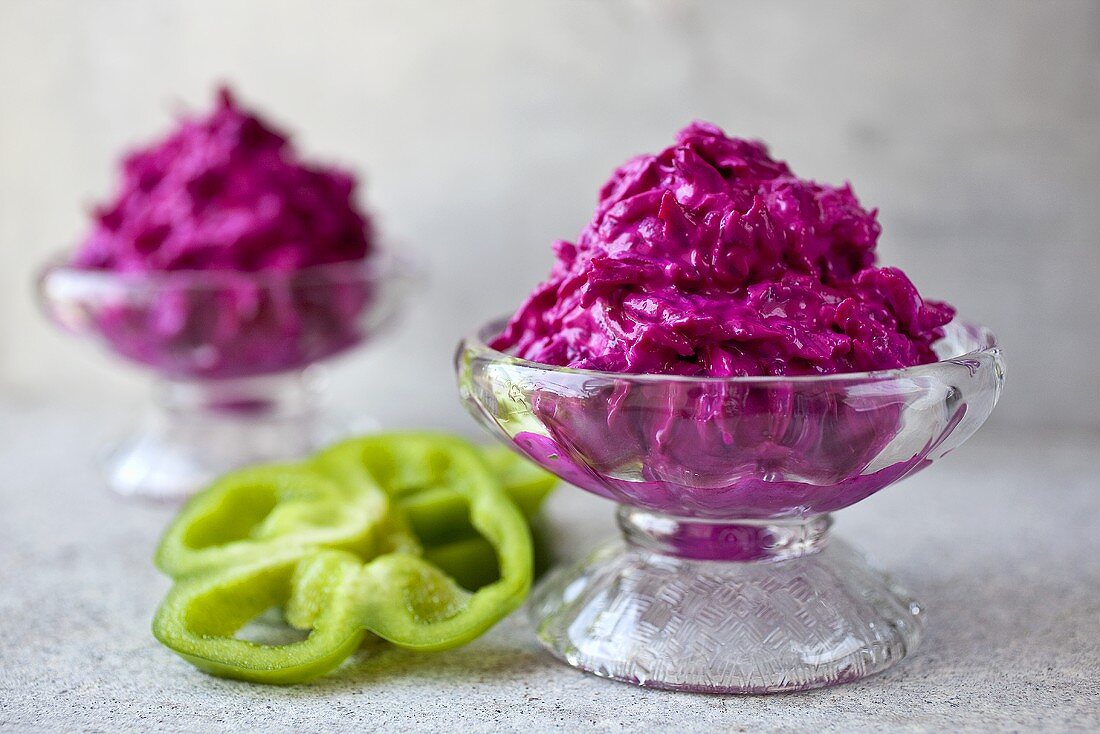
(38, 252, 415, 499)
(456, 318, 1004, 693)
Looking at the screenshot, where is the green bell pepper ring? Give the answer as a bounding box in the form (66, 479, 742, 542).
(390, 446, 556, 546)
(422, 535, 503, 591)
(393, 446, 557, 588)
(152, 549, 365, 684)
(314, 438, 554, 557)
(153, 433, 543, 683)
(479, 445, 559, 519)
(314, 434, 533, 649)
(155, 465, 390, 579)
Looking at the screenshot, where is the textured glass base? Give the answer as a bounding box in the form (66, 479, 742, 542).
(529, 509, 922, 693)
(103, 371, 340, 500)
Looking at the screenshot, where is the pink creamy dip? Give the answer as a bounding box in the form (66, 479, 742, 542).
(67, 90, 376, 379)
(74, 88, 372, 272)
(494, 122, 954, 376)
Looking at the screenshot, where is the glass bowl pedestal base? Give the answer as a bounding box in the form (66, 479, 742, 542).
(104, 371, 335, 500)
(528, 508, 922, 693)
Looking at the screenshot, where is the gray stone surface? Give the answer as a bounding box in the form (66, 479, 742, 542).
(0, 402, 1098, 732)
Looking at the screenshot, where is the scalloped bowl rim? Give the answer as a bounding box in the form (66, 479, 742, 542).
(37, 247, 420, 294)
(462, 316, 1001, 386)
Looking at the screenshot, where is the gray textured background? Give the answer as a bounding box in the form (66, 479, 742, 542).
(1, 0, 1098, 431)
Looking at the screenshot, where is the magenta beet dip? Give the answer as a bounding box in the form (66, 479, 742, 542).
(66, 89, 376, 379)
(74, 88, 372, 273)
(493, 121, 954, 377)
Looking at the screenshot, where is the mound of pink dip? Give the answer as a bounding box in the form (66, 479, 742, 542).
(67, 90, 376, 379)
(74, 88, 372, 272)
(494, 122, 954, 376)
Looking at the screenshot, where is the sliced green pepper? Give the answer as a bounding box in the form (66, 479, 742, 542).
(154, 464, 389, 578)
(152, 549, 366, 684)
(314, 440, 554, 575)
(153, 433, 550, 684)
(357, 554, 498, 650)
(422, 535, 503, 591)
(314, 434, 533, 648)
(480, 445, 559, 519)
(393, 446, 556, 545)
(406, 446, 557, 588)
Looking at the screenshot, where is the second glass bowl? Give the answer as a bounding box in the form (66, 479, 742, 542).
(38, 252, 417, 499)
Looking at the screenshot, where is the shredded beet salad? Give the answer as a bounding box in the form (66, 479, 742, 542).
(493, 121, 954, 376)
(73, 88, 372, 273)
(66, 89, 376, 379)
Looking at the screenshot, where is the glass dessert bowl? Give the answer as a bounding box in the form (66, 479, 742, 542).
(38, 251, 416, 500)
(457, 317, 1004, 693)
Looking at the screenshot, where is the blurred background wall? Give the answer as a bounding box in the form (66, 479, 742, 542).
(1, 0, 1097, 433)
